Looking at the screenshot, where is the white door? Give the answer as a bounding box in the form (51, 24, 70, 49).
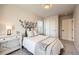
(61, 19, 73, 41)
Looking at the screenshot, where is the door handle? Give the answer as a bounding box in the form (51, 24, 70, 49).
(62, 30, 64, 31)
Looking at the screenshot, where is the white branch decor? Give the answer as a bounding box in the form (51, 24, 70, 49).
(19, 19, 37, 31)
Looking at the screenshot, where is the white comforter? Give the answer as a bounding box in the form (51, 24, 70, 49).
(35, 37, 63, 55)
(23, 35, 64, 55)
(23, 35, 48, 53)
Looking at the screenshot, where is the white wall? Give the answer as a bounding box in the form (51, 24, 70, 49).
(0, 5, 4, 22)
(0, 5, 6, 34)
(73, 5, 79, 52)
(0, 5, 43, 35)
(44, 16, 58, 38)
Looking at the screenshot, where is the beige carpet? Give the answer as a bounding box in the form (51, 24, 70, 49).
(60, 40, 79, 55)
(9, 40, 79, 55)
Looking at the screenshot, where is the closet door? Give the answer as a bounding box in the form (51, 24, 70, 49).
(37, 20, 44, 34)
(45, 19, 50, 36)
(50, 17, 58, 37)
(45, 16, 58, 37)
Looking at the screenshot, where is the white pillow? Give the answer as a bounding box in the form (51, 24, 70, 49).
(33, 30, 38, 36)
(27, 30, 34, 37)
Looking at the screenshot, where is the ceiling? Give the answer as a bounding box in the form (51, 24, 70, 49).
(17, 4, 76, 17)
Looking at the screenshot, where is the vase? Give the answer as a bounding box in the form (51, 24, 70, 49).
(25, 30, 27, 37)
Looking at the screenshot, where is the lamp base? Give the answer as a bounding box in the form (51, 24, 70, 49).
(7, 29, 11, 35)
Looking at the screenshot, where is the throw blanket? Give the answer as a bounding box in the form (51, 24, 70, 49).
(34, 37, 64, 55)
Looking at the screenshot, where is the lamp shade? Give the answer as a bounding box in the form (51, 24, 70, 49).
(6, 25, 12, 29)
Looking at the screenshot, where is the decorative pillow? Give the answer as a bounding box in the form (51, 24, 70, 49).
(31, 28, 38, 36)
(33, 30, 38, 36)
(27, 30, 34, 37)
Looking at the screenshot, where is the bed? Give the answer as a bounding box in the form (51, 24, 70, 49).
(23, 35, 64, 55)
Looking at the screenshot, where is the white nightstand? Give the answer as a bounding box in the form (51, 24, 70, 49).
(0, 34, 22, 55)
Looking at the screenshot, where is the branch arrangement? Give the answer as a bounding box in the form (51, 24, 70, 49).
(19, 19, 37, 31)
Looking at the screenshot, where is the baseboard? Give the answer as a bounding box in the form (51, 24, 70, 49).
(74, 42, 79, 53)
